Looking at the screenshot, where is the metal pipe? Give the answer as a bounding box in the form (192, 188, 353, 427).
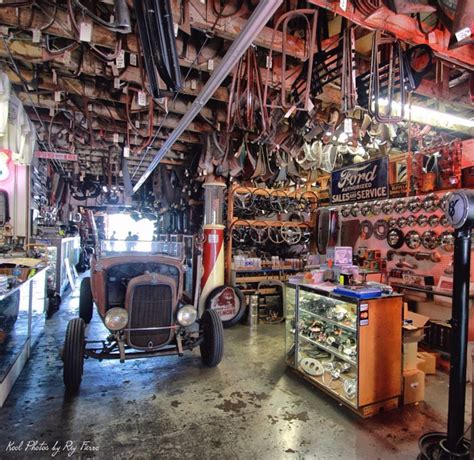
(447, 227, 472, 452)
(132, 0, 284, 193)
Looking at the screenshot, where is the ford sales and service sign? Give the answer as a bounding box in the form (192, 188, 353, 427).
(331, 156, 389, 204)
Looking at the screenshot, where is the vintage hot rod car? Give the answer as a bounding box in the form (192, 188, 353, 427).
(62, 246, 224, 392)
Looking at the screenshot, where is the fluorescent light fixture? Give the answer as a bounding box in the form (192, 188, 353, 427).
(376, 98, 474, 130)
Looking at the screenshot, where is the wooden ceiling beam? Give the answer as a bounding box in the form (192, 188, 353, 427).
(18, 91, 213, 134)
(307, 0, 474, 70)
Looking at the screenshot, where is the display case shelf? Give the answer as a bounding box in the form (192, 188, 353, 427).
(299, 307, 356, 333)
(298, 334, 357, 367)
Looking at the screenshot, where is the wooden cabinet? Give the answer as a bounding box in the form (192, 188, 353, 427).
(285, 283, 403, 417)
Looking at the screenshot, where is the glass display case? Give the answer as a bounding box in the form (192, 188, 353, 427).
(0, 268, 47, 406)
(286, 283, 403, 417)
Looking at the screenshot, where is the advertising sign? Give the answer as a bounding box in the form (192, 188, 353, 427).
(331, 156, 389, 204)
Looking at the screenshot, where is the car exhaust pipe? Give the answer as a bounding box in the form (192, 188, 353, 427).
(114, 0, 132, 35)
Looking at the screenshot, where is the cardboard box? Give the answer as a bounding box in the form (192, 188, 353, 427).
(403, 304, 430, 344)
(417, 352, 437, 375)
(403, 342, 418, 371)
(403, 369, 425, 405)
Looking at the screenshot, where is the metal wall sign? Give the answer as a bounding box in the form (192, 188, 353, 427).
(330, 156, 389, 204)
(34, 151, 78, 161)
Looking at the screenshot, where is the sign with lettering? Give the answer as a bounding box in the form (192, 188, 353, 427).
(331, 156, 389, 204)
(34, 151, 78, 161)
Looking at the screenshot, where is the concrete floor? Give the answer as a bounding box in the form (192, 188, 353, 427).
(0, 287, 471, 460)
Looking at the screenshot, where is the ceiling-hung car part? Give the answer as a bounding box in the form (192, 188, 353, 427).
(281, 225, 302, 245)
(350, 203, 361, 217)
(263, 9, 318, 112)
(134, 0, 183, 97)
(368, 31, 406, 123)
(353, 0, 382, 16)
(73, 0, 132, 34)
(397, 216, 408, 228)
(341, 21, 357, 113)
(384, 0, 435, 14)
(370, 200, 382, 215)
(133, 0, 284, 192)
(227, 46, 268, 134)
(361, 202, 372, 217)
(393, 199, 407, 213)
(417, 214, 429, 226)
(309, 15, 345, 98)
(406, 215, 417, 227)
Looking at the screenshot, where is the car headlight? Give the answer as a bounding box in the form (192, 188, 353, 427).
(177, 305, 197, 326)
(104, 307, 129, 331)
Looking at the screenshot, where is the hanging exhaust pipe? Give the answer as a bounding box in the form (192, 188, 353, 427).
(114, 0, 132, 34)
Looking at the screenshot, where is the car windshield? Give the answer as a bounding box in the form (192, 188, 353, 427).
(100, 240, 184, 259)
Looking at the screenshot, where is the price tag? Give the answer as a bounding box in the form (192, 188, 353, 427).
(344, 118, 353, 134)
(123, 146, 130, 158)
(173, 22, 179, 37)
(49, 107, 55, 117)
(130, 53, 137, 66)
(340, 0, 347, 11)
(114, 78, 121, 89)
(79, 21, 93, 42)
(54, 91, 62, 102)
(116, 49, 125, 69)
(455, 27, 471, 42)
(32, 29, 41, 43)
(138, 91, 147, 107)
(52, 69, 57, 84)
(113, 133, 119, 144)
(266, 55, 272, 69)
(428, 32, 436, 44)
(207, 59, 214, 71)
(191, 79, 197, 90)
(135, 120, 140, 129)
(0, 26, 8, 36)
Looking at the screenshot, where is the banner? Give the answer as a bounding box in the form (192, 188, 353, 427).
(331, 156, 389, 204)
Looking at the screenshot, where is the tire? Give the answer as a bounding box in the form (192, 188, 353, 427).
(63, 318, 85, 393)
(205, 285, 246, 328)
(79, 277, 93, 324)
(200, 309, 224, 367)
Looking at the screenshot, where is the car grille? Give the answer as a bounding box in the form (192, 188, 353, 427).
(127, 284, 173, 350)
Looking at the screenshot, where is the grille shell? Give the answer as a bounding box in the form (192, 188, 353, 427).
(125, 274, 177, 350)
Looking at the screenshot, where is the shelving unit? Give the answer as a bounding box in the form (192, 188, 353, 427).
(225, 184, 318, 286)
(286, 283, 403, 417)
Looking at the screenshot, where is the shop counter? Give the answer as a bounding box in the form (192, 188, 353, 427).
(285, 283, 403, 417)
(0, 268, 47, 406)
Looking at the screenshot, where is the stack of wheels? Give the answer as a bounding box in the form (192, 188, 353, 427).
(205, 285, 246, 328)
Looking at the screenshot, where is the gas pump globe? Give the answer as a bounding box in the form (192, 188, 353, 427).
(199, 181, 226, 312)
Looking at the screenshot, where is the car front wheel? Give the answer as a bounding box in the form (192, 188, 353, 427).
(63, 318, 85, 393)
(79, 277, 93, 324)
(200, 309, 224, 367)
